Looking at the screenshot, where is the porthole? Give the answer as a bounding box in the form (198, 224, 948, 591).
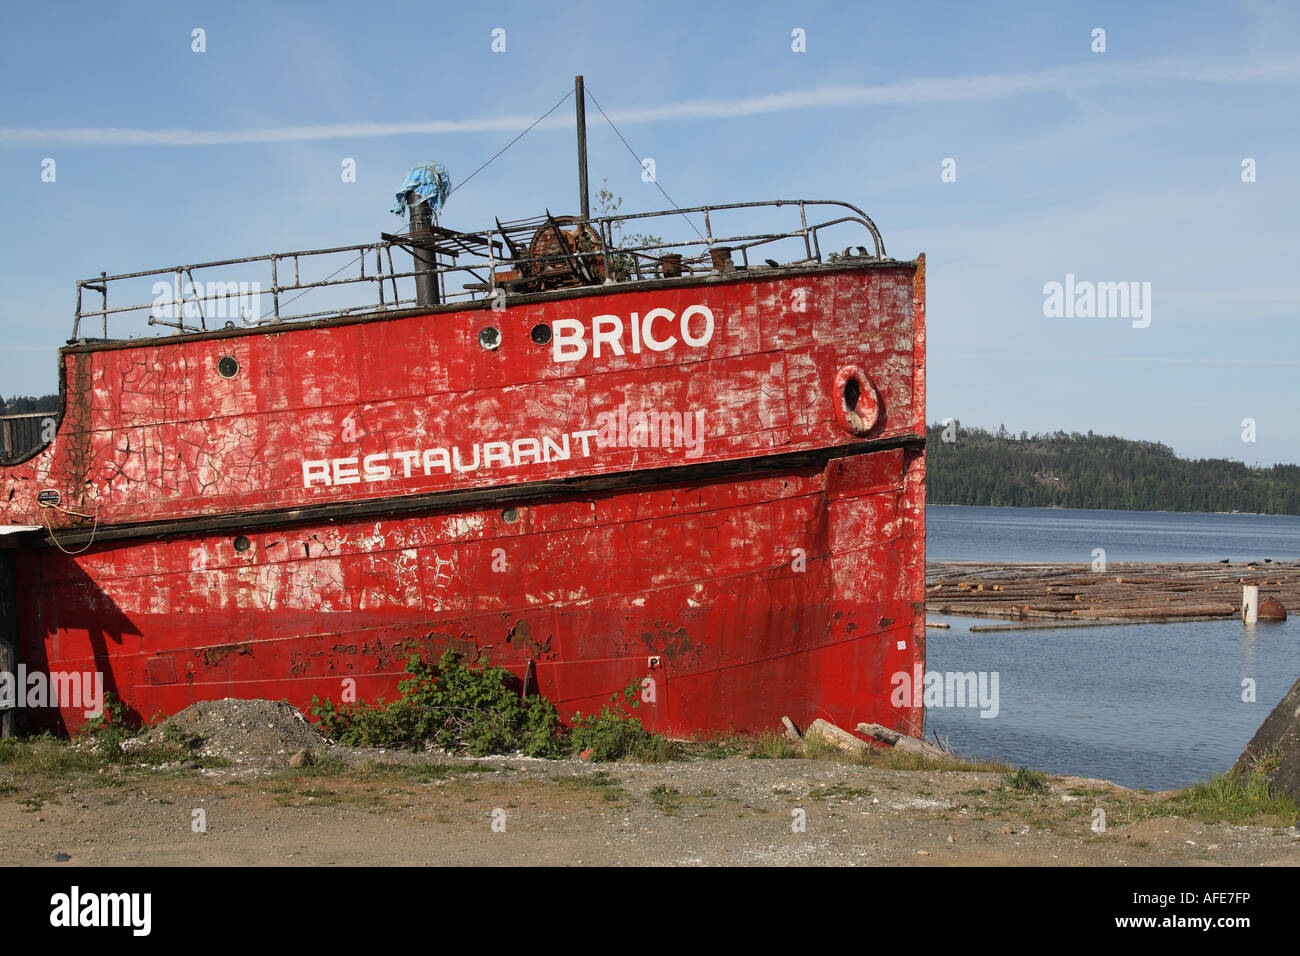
(530, 324, 552, 345)
(217, 356, 239, 378)
(843, 377, 861, 413)
(478, 327, 501, 350)
(833, 365, 880, 436)
(502, 507, 520, 524)
(233, 535, 252, 553)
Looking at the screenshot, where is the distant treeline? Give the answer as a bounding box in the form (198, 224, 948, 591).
(0, 393, 58, 414)
(927, 422, 1300, 515)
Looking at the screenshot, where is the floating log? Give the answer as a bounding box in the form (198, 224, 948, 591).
(926, 560, 1300, 627)
(970, 620, 1136, 632)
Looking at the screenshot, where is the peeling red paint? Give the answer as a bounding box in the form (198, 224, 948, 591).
(3, 262, 926, 739)
(200, 643, 252, 667)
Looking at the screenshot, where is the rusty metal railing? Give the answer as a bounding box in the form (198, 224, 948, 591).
(70, 199, 888, 342)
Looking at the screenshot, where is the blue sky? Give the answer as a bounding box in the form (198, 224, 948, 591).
(2, 1, 1297, 465)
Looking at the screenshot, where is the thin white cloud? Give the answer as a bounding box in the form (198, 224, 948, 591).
(0, 115, 551, 148)
(3, 58, 1296, 148)
(957, 353, 1300, 367)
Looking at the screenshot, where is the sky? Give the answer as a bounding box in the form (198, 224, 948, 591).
(1, 0, 1297, 465)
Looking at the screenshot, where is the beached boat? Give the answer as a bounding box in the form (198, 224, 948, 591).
(0, 81, 926, 739)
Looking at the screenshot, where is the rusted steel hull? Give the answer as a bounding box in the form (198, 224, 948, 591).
(3, 262, 927, 738)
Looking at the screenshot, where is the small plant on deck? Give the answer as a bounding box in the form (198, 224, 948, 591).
(595, 181, 665, 282)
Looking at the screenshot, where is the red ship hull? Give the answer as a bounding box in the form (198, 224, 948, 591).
(2, 260, 926, 738)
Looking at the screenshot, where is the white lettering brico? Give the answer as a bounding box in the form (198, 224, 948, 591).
(552, 304, 715, 362)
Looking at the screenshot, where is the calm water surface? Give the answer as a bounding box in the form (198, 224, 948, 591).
(923, 505, 1300, 790)
(928, 504, 1300, 564)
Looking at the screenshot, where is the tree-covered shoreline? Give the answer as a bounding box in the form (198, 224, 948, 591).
(927, 422, 1300, 515)
(0, 393, 58, 414)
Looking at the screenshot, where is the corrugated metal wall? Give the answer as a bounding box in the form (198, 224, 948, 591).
(0, 413, 48, 459)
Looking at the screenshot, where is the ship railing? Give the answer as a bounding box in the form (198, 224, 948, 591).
(70, 199, 887, 342)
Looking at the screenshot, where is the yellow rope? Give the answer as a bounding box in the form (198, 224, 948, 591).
(39, 499, 99, 556)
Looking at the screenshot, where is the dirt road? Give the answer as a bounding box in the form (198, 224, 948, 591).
(4, 751, 1298, 867)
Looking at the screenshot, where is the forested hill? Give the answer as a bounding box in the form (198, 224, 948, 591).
(0, 394, 58, 414)
(926, 423, 1300, 515)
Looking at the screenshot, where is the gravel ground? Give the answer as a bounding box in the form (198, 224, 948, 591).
(2, 700, 1297, 867)
(124, 699, 335, 763)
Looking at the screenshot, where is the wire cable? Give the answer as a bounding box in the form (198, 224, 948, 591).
(258, 87, 577, 321)
(583, 85, 708, 244)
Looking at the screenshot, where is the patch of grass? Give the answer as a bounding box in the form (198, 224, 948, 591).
(15, 786, 57, 811)
(1001, 766, 1048, 794)
(268, 775, 409, 811)
(1161, 764, 1300, 826)
(0, 699, 223, 775)
(678, 731, 802, 761)
(808, 783, 873, 802)
(630, 732, 683, 764)
(648, 784, 682, 815)
(641, 782, 719, 816)
(694, 739, 745, 760)
(746, 731, 800, 760)
(0, 734, 101, 774)
(273, 785, 342, 808)
(285, 754, 348, 777)
(799, 732, 836, 760)
(551, 770, 628, 804)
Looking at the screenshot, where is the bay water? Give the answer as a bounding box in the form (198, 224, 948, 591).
(924, 505, 1300, 790)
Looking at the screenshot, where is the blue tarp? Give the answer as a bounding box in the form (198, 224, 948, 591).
(391, 162, 452, 218)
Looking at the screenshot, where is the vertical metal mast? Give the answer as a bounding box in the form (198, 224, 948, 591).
(575, 75, 590, 220)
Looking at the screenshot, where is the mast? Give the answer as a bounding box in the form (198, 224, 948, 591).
(575, 75, 590, 221)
